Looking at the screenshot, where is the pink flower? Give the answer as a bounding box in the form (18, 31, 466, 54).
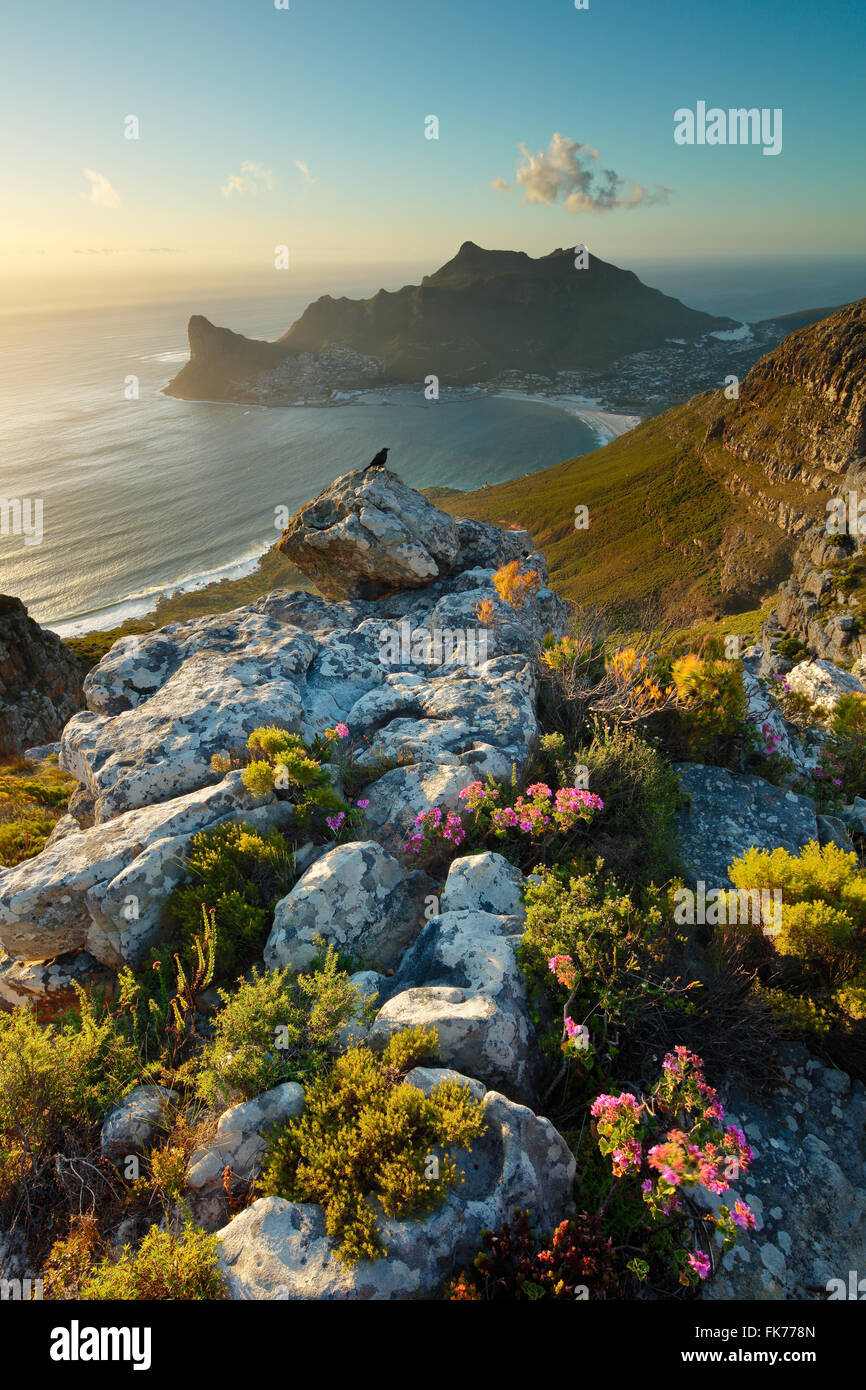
(356, 798, 370, 809)
(325, 812, 345, 834)
(334, 723, 349, 739)
(732, 1200, 757, 1231)
(687, 1250, 711, 1280)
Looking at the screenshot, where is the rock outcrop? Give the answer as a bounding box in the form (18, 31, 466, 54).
(674, 763, 819, 890)
(277, 465, 537, 601)
(264, 840, 434, 973)
(697, 1044, 866, 1300)
(215, 1070, 576, 1299)
(0, 472, 560, 976)
(0, 595, 84, 762)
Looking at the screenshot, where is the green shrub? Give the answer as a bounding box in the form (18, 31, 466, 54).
(164, 821, 295, 981)
(259, 1027, 486, 1263)
(518, 865, 686, 1089)
(727, 841, 866, 1056)
(47, 1218, 225, 1300)
(0, 993, 141, 1199)
(826, 693, 866, 799)
(668, 654, 752, 764)
(580, 721, 680, 882)
(195, 948, 360, 1108)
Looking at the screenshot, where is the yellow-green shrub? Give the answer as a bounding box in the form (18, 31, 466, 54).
(48, 1220, 225, 1300)
(259, 1027, 486, 1263)
(0, 994, 141, 1199)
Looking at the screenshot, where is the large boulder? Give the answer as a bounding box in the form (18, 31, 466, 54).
(277, 467, 535, 601)
(674, 764, 818, 891)
(371, 903, 537, 1103)
(61, 616, 316, 822)
(440, 850, 525, 920)
(0, 771, 288, 967)
(215, 1073, 576, 1299)
(264, 841, 434, 973)
(0, 595, 84, 762)
(186, 1082, 305, 1197)
(786, 658, 865, 719)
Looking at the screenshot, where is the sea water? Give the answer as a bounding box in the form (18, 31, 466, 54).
(0, 295, 600, 635)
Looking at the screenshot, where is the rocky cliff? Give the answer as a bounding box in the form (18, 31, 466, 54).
(3, 470, 866, 1301)
(0, 595, 84, 761)
(438, 298, 866, 629)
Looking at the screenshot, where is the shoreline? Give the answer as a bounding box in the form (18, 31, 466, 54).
(48, 543, 273, 639)
(492, 390, 641, 443)
(49, 386, 639, 640)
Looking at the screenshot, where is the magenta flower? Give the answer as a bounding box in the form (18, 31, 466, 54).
(687, 1251, 711, 1280)
(731, 1200, 757, 1231)
(356, 798, 370, 808)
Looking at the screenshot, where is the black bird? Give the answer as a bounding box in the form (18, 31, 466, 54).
(365, 447, 389, 470)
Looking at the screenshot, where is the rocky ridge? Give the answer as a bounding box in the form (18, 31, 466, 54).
(2, 468, 865, 1301)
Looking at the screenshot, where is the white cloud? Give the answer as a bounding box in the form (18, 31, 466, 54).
(494, 133, 672, 212)
(83, 169, 121, 208)
(295, 160, 317, 184)
(220, 160, 275, 197)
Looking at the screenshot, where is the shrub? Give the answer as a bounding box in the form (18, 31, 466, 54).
(259, 1027, 486, 1263)
(403, 774, 603, 873)
(0, 993, 141, 1202)
(446, 1208, 619, 1300)
(826, 693, 866, 800)
(519, 865, 688, 1097)
(591, 1048, 756, 1288)
(669, 654, 751, 764)
(47, 1217, 225, 1300)
(164, 821, 295, 981)
(195, 947, 360, 1108)
(726, 841, 866, 1060)
(580, 721, 681, 882)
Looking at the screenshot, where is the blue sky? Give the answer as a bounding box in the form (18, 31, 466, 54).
(2, 0, 864, 310)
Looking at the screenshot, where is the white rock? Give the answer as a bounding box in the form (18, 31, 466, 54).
(216, 1083, 576, 1299)
(264, 841, 432, 973)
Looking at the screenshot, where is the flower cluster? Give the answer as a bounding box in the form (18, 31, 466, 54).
(591, 1048, 756, 1286)
(459, 779, 603, 838)
(548, 954, 576, 989)
(324, 723, 350, 742)
(404, 806, 467, 856)
(761, 721, 781, 756)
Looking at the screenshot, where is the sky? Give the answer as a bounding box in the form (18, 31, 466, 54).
(1, 0, 865, 314)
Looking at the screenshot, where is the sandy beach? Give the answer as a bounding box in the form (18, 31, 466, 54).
(493, 390, 641, 444)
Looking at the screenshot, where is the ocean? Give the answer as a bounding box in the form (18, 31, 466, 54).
(0, 294, 602, 637)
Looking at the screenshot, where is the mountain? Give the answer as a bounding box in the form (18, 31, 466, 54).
(432, 298, 866, 645)
(165, 242, 736, 403)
